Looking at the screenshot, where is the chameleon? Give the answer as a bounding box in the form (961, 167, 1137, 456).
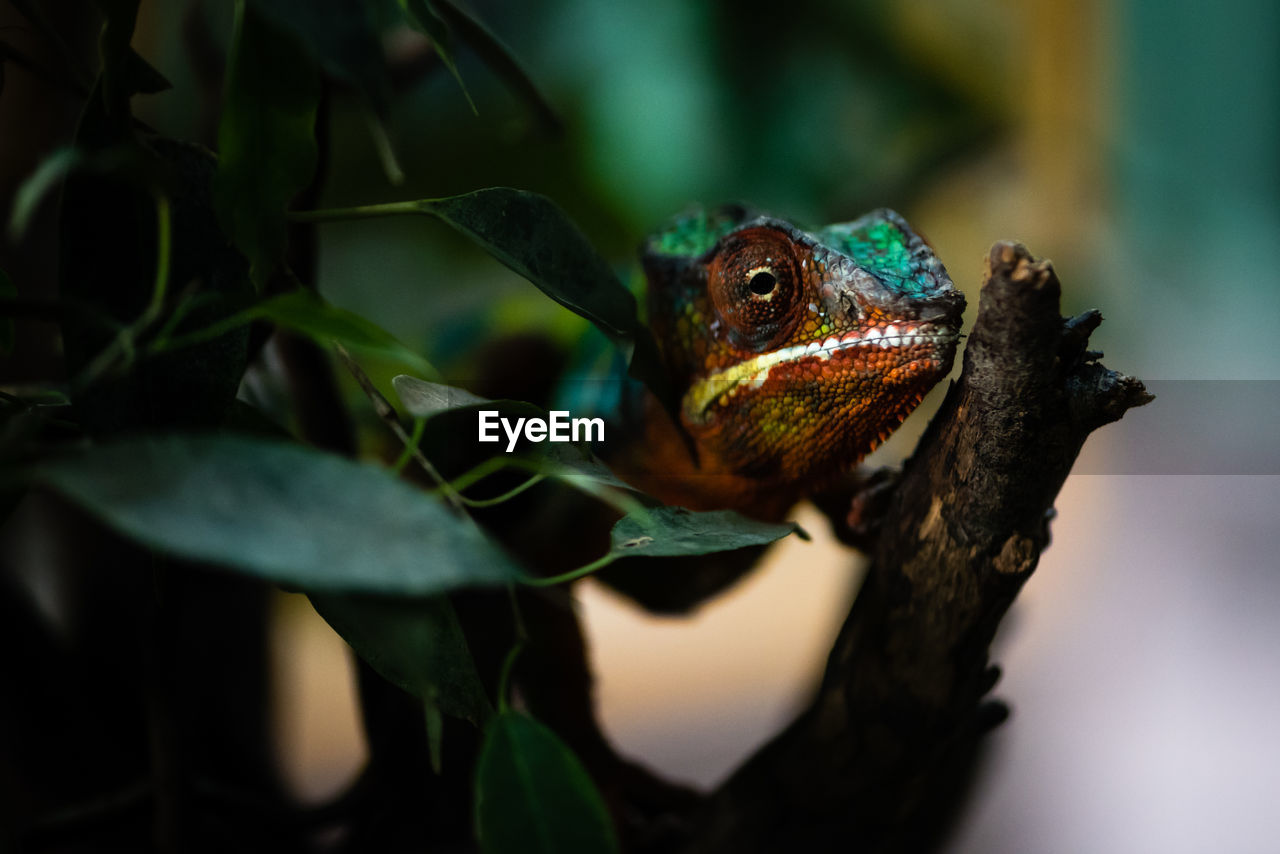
(458, 205, 969, 823)
(605, 204, 966, 521)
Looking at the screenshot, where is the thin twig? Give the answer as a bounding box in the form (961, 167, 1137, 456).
(72, 193, 171, 390)
(332, 343, 467, 514)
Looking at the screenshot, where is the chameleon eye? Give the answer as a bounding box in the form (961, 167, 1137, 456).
(707, 228, 802, 350)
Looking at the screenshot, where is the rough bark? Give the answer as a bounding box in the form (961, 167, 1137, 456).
(670, 241, 1153, 853)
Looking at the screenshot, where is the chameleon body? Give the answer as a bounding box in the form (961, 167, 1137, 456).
(467, 207, 968, 794)
(611, 205, 965, 518)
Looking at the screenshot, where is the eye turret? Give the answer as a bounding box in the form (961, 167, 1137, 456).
(708, 227, 802, 350)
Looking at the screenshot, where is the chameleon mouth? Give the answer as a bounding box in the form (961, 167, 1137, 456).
(683, 321, 959, 424)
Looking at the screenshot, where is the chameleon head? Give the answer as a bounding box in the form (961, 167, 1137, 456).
(642, 205, 965, 485)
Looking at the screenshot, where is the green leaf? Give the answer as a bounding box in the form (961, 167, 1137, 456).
(310, 592, 491, 724)
(254, 291, 438, 378)
(430, 0, 561, 133)
(608, 506, 800, 559)
(530, 505, 802, 586)
(8, 145, 164, 241)
(9, 148, 81, 240)
(475, 712, 618, 854)
(421, 189, 635, 340)
(399, 0, 476, 114)
(0, 269, 14, 355)
(295, 189, 679, 418)
(416, 189, 678, 421)
(250, 0, 392, 118)
(392, 372, 487, 417)
(26, 434, 523, 594)
(214, 3, 320, 289)
(157, 291, 438, 380)
(246, 0, 400, 183)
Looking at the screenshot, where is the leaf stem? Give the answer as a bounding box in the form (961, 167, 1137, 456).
(523, 552, 617, 587)
(74, 193, 172, 389)
(146, 194, 172, 315)
(365, 114, 406, 187)
(335, 344, 467, 515)
(428, 455, 546, 508)
(149, 309, 251, 352)
(459, 474, 545, 508)
(426, 455, 508, 496)
(288, 201, 424, 223)
(495, 641, 523, 715)
(149, 287, 216, 349)
(391, 417, 426, 474)
(423, 701, 444, 775)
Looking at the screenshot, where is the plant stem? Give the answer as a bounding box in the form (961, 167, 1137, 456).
(459, 474, 545, 508)
(428, 455, 547, 507)
(146, 195, 172, 315)
(365, 113, 406, 186)
(333, 344, 469, 514)
(74, 193, 172, 389)
(523, 552, 617, 587)
(288, 201, 424, 223)
(495, 642, 523, 715)
(391, 418, 426, 474)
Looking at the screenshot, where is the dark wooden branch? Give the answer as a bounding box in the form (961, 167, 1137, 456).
(669, 242, 1153, 853)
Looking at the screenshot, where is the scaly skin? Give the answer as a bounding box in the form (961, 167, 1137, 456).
(613, 205, 966, 518)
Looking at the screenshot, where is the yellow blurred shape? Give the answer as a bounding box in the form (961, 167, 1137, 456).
(270, 593, 367, 803)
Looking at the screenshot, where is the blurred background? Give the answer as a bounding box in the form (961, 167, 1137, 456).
(3, 0, 1278, 851)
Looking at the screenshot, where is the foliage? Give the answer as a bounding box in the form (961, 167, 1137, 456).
(0, 0, 989, 849)
(475, 712, 619, 854)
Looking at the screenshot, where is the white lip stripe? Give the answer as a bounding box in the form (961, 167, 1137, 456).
(743, 324, 952, 372)
(683, 322, 958, 420)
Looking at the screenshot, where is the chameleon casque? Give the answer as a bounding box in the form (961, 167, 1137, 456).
(609, 204, 966, 520)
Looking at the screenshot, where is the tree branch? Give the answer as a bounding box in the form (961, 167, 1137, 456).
(671, 241, 1153, 853)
